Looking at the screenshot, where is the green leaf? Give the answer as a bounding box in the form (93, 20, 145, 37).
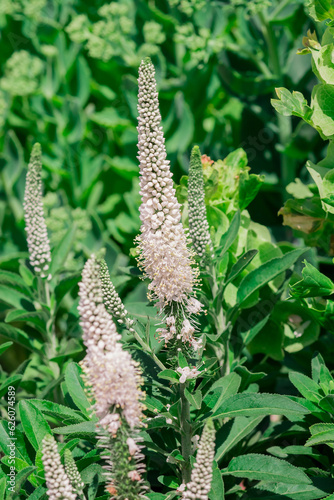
(289, 372, 321, 403)
(271, 88, 311, 119)
(307, 161, 334, 214)
(52, 421, 96, 439)
(209, 460, 224, 500)
(203, 372, 241, 411)
(27, 486, 47, 499)
(250, 480, 334, 499)
(0, 374, 21, 398)
(218, 211, 240, 258)
(19, 264, 34, 287)
(158, 369, 180, 383)
(0, 478, 5, 499)
(237, 248, 306, 305)
(49, 226, 76, 276)
(225, 453, 311, 484)
(306, 423, 334, 446)
(311, 84, 334, 137)
(0, 324, 42, 352)
(0, 422, 32, 464)
(184, 388, 202, 410)
(307, 0, 334, 22)
(319, 394, 334, 413)
(54, 274, 80, 307)
(5, 309, 47, 333)
(215, 416, 264, 462)
(64, 363, 90, 413)
(212, 393, 309, 420)
(19, 401, 51, 451)
(225, 249, 258, 286)
(240, 314, 270, 346)
(157, 475, 179, 489)
(29, 399, 87, 423)
(0, 270, 31, 293)
(0, 341, 13, 356)
(0, 285, 33, 310)
(290, 261, 334, 298)
(6, 466, 36, 500)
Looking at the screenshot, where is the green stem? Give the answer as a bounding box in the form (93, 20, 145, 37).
(131, 326, 166, 372)
(180, 382, 192, 484)
(209, 264, 229, 375)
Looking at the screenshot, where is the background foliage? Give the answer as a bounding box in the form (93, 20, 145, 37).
(2, 0, 334, 499)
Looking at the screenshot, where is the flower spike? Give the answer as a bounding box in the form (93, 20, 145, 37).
(136, 57, 199, 309)
(99, 258, 134, 331)
(23, 143, 51, 278)
(78, 254, 148, 498)
(182, 419, 216, 500)
(136, 58, 204, 351)
(41, 434, 76, 500)
(188, 145, 213, 263)
(64, 449, 85, 498)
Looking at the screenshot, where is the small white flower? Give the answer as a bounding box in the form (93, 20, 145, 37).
(191, 337, 203, 351)
(177, 483, 186, 492)
(177, 366, 200, 384)
(186, 297, 203, 315)
(127, 437, 140, 456)
(181, 319, 195, 342)
(293, 320, 311, 338)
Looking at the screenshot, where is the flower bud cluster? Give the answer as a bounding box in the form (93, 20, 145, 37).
(99, 259, 134, 331)
(182, 420, 216, 500)
(136, 57, 199, 310)
(23, 143, 51, 278)
(41, 435, 76, 500)
(188, 146, 213, 263)
(78, 255, 147, 497)
(78, 254, 145, 432)
(64, 449, 85, 497)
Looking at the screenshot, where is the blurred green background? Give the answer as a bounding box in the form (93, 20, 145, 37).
(0, 0, 323, 264)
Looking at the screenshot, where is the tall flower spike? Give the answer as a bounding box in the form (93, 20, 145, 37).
(99, 259, 134, 331)
(182, 419, 216, 500)
(78, 255, 147, 498)
(188, 146, 214, 263)
(136, 57, 199, 310)
(41, 434, 76, 500)
(78, 253, 120, 353)
(64, 449, 85, 499)
(23, 143, 51, 278)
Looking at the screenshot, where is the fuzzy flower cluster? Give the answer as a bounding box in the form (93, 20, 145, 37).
(182, 419, 216, 500)
(78, 255, 145, 434)
(1, 50, 43, 96)
(41, 435, 76, 500)
(157, 309, 203, 350)
(23, 143, 51, 278)
(99, 258, 134, 331)
(64, 449, 85, 497)
(188, 146, 213, 263)
(136, 58, 200, 312)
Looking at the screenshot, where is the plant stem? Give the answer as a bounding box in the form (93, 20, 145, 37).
(180, 382, 192, 484)
(131, 326, 166, 371)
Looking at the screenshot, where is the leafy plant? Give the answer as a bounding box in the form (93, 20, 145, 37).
(273, 0, 334, 254)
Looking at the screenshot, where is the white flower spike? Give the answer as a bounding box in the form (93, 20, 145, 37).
(41, 434, 76, 500)
(136, 57, 199, 310)
(23, 143, 51, 278)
